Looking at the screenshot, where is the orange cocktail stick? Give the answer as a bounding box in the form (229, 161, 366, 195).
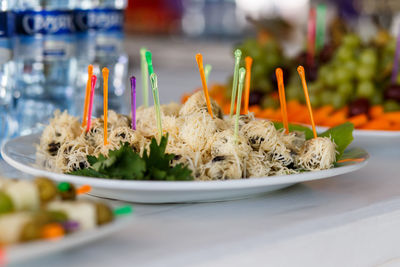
(337, 158, 365, 163)
(244, 56, 253, 114)
(77, 184, 92, 195)
(297, 65, 317, 138)
(276, 68, 289, 134)
(102, 68, 109, 145)
(41, 223, 65, 240)
(82, 65, 93, 128)
(195, 53, 213, 118)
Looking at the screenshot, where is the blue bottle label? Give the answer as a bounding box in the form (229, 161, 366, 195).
(0, 11, 14, 38)
(0, 12, 14, 62)
(73, 9, 124, 33)
(15, 10, 75, 60)
(15, 10, 74, 35)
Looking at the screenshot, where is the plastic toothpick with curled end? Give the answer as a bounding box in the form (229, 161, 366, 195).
(140, 47, 149, 107)
(102, 67, 109, 146)
(130, 76, 137, 130)
(234, 67, 246, 143)
(86, 75, 97, 133)
(150, 73, 163, 138)
(145, 51, 154, 77)
(276, 68, 289, 134)
(297, 65, 317, 138)
(230, 49, 242, 117)
(82, 64, 93, 128)
(243, 56, 253, 114)
(195, 53, 213, 118)
(113, 205, 133, 216)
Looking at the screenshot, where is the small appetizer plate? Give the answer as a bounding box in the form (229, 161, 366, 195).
(4, 216, 132, 265)
(2, 133, 369, 203)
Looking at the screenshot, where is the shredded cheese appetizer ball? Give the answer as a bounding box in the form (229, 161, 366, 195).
(296, 137, 338, 171)
(37, 93, 338, 179)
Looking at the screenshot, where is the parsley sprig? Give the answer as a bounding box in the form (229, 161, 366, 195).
(69, 135, 193, 181)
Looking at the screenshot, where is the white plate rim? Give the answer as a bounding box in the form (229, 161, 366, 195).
(315, 126, 400, 138)
(1, 134, 370, 191)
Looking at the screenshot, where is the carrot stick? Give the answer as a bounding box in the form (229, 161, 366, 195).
(297, 66, 317, 138)
(102, 67, 109, 145)
(381, 111, 400, 122)
(348, 114, 368, 127)
(196, 53, 213, 118)
(249, 105, 261, 116)
(82, 64, 93, 128)
(370, 105, 384, 118)
(323, 108, 347, 127)
(259, 108, 275, 119)
(361, 119, 392, 130)
(275, 68, 289, 133)
(314, 105, 334, 124)
(243, 57, 253, 114)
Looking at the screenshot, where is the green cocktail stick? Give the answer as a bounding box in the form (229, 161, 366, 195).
(234, 67, 246, 143)
(145, 51, 154, 77)
(230, 49, 242, 117)
(204, 64, 212, 83)
(140, 47, 149, 107)
(150, 73, 163, 139)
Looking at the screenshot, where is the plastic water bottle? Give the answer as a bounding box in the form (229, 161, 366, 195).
(13, 0, 77, 135)
(73, 0, 98, 116)
(92, 0, 128, 116)
(0, 0, 17, 146)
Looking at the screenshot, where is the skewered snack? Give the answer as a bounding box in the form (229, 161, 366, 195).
(37, 91, 340, 180)
(0, 177, 115, 245)
(0, 177, 77, 214)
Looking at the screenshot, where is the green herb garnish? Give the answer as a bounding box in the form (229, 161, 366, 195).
(69, 135, 193, 181)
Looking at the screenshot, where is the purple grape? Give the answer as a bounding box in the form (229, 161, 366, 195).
(319, 44, 335, 63)
(384, 84, 400, 102)
(348, 98, 370, 117)
(248, 91, 265, 106)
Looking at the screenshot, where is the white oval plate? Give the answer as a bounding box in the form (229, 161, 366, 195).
(1, 133, 369, 203)
(3, 216, 132, 265)
(315, 126, 400, 147)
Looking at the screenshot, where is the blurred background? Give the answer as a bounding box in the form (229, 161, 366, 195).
(1, 0, 400, 146)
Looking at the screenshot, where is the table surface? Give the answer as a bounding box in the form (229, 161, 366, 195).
(2, 142, 399, 267)
(3, 38, 400, 267)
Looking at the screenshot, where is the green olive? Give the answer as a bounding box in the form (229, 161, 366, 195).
(48, 211, 68, 222)
(95, 202, 114, 225)
(0, 191, 13, 214)
(58, 182, 76, 200)
(34, 177, 58, 203)
(20, 220, 41, 242)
